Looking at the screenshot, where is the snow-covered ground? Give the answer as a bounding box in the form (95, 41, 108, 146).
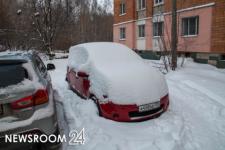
(48, 58, 225, 150)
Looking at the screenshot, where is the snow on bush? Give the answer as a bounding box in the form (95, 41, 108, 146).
(68, 42, 168, 105)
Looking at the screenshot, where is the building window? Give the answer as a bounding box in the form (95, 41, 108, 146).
(120, 27, 126, 39)
(154, 0, 164, 6)
(138, 25, 145, 38)
(137, 0, 146, 10)
(182, 16, 199, 36)
(153, 22, 164, 37)
(120, 2, 126, 15)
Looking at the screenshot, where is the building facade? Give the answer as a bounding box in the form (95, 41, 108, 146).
(113, 0, 225, 67)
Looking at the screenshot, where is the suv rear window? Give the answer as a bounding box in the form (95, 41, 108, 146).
(0, 64, 28, 88)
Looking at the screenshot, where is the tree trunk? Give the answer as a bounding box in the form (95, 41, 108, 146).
(171, 0, 177, 70)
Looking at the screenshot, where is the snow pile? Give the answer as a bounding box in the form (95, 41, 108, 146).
(54, 52, 68, 59)
(49, 58, 225, 150)
(68, 42, 168, 105)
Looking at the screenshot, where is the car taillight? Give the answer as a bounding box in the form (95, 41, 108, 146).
(161, 94, 169, 102)
(11, 89, 49, 109)
(33, 89, 49, 105)
(11, 96, 33, 109)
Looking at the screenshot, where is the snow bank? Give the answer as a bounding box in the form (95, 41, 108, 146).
(54, 52, 68, 59)
(68, 42, 168, 105)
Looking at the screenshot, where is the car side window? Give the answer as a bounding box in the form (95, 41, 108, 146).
(34, 55, 47, 76)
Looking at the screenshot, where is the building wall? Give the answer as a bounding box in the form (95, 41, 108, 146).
(113, 0, 225, 54)
(164, 0, 225, 53)
(145, 19, 153, 50)
(146, 0, 153, 17)
(164, 0, 215, 12)
(114, 0, 136, 24)
(164, 5, 213, 53)
(113, 22, 136, 49)
(136, 20, 146, 50)
(211, 0, 225, 53)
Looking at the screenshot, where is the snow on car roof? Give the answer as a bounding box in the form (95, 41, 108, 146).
(68, 42, 168, 105)
(68, 42, 142, 72)
(0, 50, 33, 61)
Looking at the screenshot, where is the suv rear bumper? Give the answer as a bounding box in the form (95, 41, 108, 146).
(0, 111, 58, 137)
(0, 108, 59, 149)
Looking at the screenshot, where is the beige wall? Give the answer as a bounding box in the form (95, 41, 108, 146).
(113, 22, 136, 49)
(164, 6, 213, 53)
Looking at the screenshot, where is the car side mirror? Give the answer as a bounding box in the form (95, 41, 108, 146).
(77, 72, 89, 77)
(47, 63, 55, 71)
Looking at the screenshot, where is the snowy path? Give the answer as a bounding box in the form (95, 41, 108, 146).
(49, 59, 225, 150)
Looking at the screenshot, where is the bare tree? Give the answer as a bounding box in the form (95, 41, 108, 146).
(29, 0, 64, 57)
(0, 0, 113, 52)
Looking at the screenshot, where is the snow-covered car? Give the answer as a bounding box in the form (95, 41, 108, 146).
(66, 42, 169, 122)
(0, 51, 59, 149)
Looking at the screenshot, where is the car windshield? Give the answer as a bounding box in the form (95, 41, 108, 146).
(0, 63, 28, 88)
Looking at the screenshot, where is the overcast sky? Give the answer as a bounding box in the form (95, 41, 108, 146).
(98, 0, 113, 12)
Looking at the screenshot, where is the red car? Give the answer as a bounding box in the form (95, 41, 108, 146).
(66, 42, 169, 122)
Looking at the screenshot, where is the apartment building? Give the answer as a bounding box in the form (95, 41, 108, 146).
(113, 0, 225, 67)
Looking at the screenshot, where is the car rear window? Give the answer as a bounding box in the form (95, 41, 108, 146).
(0, 64, 28, 88)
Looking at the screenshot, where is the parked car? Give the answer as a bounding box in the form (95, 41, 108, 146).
(66, 42, 169, 122)
(0, 51, 59, 149)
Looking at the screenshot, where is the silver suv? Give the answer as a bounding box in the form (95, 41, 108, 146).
(0, 51, 59, 149)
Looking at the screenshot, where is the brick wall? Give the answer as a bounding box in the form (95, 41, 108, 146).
(211, 0, 225, 53)
(114, 0, 136, 24)
(164, 0, 215, 12)
(114, 0, 154, 23)
(146, 0, 153, 17)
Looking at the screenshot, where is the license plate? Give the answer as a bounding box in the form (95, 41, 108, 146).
(0, 105, 3, 115)
(139, 102, 160, 112)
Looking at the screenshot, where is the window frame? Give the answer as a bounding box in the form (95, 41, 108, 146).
(154, 0, 164, 6)
(153, 21, 164, 37)
(182, 16, 199, 36)
(119, 2, 126, 15)
(137, 0, 146, 11)
(138, 24, 145, 38)
(119, 27, 126, 40)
